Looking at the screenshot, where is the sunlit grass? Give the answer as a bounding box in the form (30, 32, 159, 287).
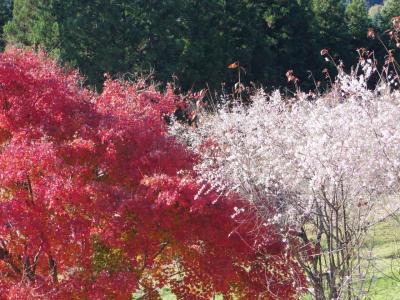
(360, 219, 400, 299)
(301, 218, 400, 299)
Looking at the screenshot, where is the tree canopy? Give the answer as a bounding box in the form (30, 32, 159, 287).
(2, 0, 369, 91)
(0, 48, 304, 299)
(0, 0, 11, 50)
(380, 0, 400, 28)
(346, 0, 370, 41)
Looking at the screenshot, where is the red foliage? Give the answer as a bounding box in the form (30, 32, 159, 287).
(0, 48, 305, 299)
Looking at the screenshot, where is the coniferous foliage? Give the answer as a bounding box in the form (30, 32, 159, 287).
(345, 0, 370, 41)
(311, 0, 352, 64)
(2, 0, 393, 92)
(0, 0, 12, 50)
(3, 0, 328, 91)
(380, 0, 400, 28)
(2, 0, 385, 91)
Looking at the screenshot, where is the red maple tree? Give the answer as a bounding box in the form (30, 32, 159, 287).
(0, 48, 305, 299)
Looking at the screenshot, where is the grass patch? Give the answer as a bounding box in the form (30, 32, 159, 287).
(302, 218, 400, 299)
(359, 218, 400, 299)
(301, 218, 400, 299)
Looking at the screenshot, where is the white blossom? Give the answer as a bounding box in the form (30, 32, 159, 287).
(173, 80, 400, 228)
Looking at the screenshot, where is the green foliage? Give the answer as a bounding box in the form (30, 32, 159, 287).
(311, 0, 351, 58)
(345, 0, 369, 40)
(2, 0, 323, 91)
(0, 0, 12, 50)
(4, 0, 59, 54)
(53, 0, 134, 88)
(381, 0, 400, 28)
(369, 4, 384, 28)
(3, 0, 380, 91)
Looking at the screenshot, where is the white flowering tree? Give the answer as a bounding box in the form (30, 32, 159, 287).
(173, 74, 400, 299)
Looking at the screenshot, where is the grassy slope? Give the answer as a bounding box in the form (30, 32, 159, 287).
(361, 219, 400, 299)
(302, 218, 400, 299)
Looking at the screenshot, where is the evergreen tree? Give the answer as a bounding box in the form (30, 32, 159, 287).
(179, 0, 227, 90)
(345, 0, 369, 41)
(311, 0, 351, 62)
(4, 0, 58, 54)
(4, 0, 38, 46)
(52, 0, 134, 88)
(369, 4, 384, 29)
(0, 0, 12, 50)
(262, 0, 318, 87)
(3, 0, 321, 91)
(5, 0, 224, 90)
(380, 0, 400, 29)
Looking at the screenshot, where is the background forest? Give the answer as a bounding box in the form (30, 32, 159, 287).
(2, 1, 400, 300)
(0, 0, 399, 92)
